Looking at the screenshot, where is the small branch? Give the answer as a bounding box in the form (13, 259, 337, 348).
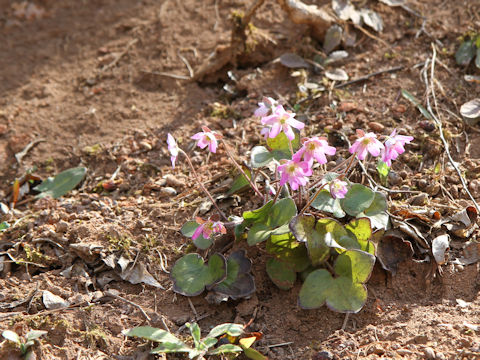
(335, 66, 404, 89)
(106, 290, 151, 322)
(15, 138, 46, 164)
(101, 38, 138, 72)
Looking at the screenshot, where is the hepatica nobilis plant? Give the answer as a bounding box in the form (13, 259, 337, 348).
(167, 97, 413, 313)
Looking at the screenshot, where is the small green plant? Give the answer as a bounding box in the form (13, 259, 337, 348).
(2, 329, 47, 358)
(455, 33, 480, 68)
(123, 322, 264, 359)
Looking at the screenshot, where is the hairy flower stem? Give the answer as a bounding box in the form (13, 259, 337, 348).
(220, 139, 265, 200)
(308, 155, 356, 191)
(180, 150, 228, 221)
(288, 138, 294, 157)
(300, 156, 357, 215)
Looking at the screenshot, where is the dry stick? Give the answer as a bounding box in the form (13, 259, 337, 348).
(424, 44, 480, 213)
(106, 291, 151, 322)
(334, 66, 404, 89)
(101, 38, 138, 71)
(140, 70, 190, 80)
(181, 150, 228, 220)
(177, 50, 194, 78)
(242, 0, 266, 26)
(220, 139, 264, 200)
(353, 24, 392, 49)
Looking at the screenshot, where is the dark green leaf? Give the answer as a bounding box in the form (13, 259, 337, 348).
(455, 39, 475, 66)
(266, 232, 309, 272)
(186, 323, 201, 349)
(227, 168, 252, 195)
(212, 250, 255, 300)
(311, 189, 346, 218)
(340, 184, 375, 216)
(334, 249, 375, 283)
(206, 323, 244, 339)
(401, 89, 432, 120)
(171, 253, 226, 296)
(34, 167, 87, 199)
(266, 258, 296, 290)
(364, 192, 387, 216)
(247, 223, 273, 246)
(251, 146, 274, 168)
(269, 198, 297, 228)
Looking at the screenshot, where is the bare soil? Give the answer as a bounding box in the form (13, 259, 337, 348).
(1, 0, 480, 359)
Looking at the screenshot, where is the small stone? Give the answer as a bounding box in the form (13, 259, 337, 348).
(372, 345, 385, 355)
(388, 171, 402, 186)
(417, 179, 427, 190)
(312, 350, 334, 360)
(410, 193, 428, 206)
(435, 352, 446, 360)
(399, 170, 408, 179)
(165, 174, 185, 187)
(368, 121, 385, 132)
(423, 347, 435, 359)
(160, 187, 177, 196)
(426, 183, 440, 196)
(56, 220, 69, 233)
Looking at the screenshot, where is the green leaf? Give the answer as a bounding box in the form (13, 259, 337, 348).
(269, 198, 297, 228)
(151, 342, 195, 355)
(298, 269, 331, 309)
(242, 346, 267, 360)
(247, 223, 273, 246)
(2, 330, 21, 344)
(34, 167, 87, 199)
(25, 330, 47, 342)
(122, 326, 182, 344)
(171, 253, 227, 296)
(212, 250, 255, 300)
(334, 249, 375, 283)
(186, 323, 201, 349)
(266, 258, 296, 290)
(340, 184, 375, 216)
(364, 192, 387, 216)
(267, 131, 300, 154)
(251, 146, 274, 168)
(181, 221, 213, 250)
(290, 215, 347, 265)
(311, 189, 346, 218)
(202, 337, 218, 350)
(476, 47, 480, 69)
(455, 39, 476, 66)
(345, 218, 374, 254)
(0, 221, 10, 232)
(243, 200, 274, 223)
(401, 89, 432, 120)
(227, 168, 252, 195)
(266, 232, 309, 272)
(208, 344, 243, 355)
(206, 323, 244, 339)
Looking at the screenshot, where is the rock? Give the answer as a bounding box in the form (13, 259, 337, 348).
(165, 174, 185, 187)
(312, 350, 334, 360)
(410, 193, 428, 206)
(388, 171, 402, 186)
(160, 187, 177, 196)
(368, 121, 385, 132)
(56, 220, 69, 233)
(423, 347, 435, 359)
(436, 352, 446, 360)
(426, 183, 440, 196)
(417, 179, 427, 190)
(42, 290, 70, 310)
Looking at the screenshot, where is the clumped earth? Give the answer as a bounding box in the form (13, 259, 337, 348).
(1, 0, 480, 359)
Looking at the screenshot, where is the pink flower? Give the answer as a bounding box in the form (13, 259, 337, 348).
(329, 179, 348, 199)
(192, 219, 227, 240)
(277, 158, 312, 191)
(261, 105, 304, 140)
(167, 133, 180, 168)
(349, 129, 384, 160)
(295, 137, 336, 165)
(191, 126, 220, 153)
(381, 129, 414, 166)
(254, 97, 278, 117)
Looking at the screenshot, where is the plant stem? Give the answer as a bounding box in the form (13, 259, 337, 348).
(180, 150, 228, 221)
(299, 183, 327, 215)
(288, 138, 294, 157)
(220, 139, 265, 200)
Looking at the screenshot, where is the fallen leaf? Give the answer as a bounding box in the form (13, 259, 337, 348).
(325, 68, 349, 81)
(279, 53, 310, 69)
(42, 290, 70, 310)
(431, 234, 450, 265)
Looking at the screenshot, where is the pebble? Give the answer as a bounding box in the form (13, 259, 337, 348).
(312, 350, 334, 360)
(368, 121, 385, 132)
(388, 171, 402, 186)
(160, 187, 177, 196)
(423, 347, 435, 359)
(165, 174, 185, 187)
(410, 193, 428, 206)
(426, 183, 440, 196)
(56, 220, 69, 233)
(417, 179, 427, 190)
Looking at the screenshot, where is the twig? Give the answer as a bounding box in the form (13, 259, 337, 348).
(423, 44, 480, 213)
(342, 313, 350, 330)
(267, 341, 294, 348)
(105, 290, 151, 322)
(335, 66, 404, 89)
(140, 69, 190, 80)
(15, 138, 46, 164)
(187, 298, 198, 319)
(353, 24, 392, 49)
(177, 50, 194, 78)
(242, 0, 266, 26)
(102, 38, 138, 71)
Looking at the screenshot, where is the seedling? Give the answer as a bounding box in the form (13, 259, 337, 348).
(2, 329, 47, 358)
(123, 322, 265, 359)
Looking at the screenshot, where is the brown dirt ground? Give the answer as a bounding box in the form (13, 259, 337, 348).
(1, 0, 480, 359)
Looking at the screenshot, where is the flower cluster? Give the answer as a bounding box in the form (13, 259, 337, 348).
(166, 98, 413, 203)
